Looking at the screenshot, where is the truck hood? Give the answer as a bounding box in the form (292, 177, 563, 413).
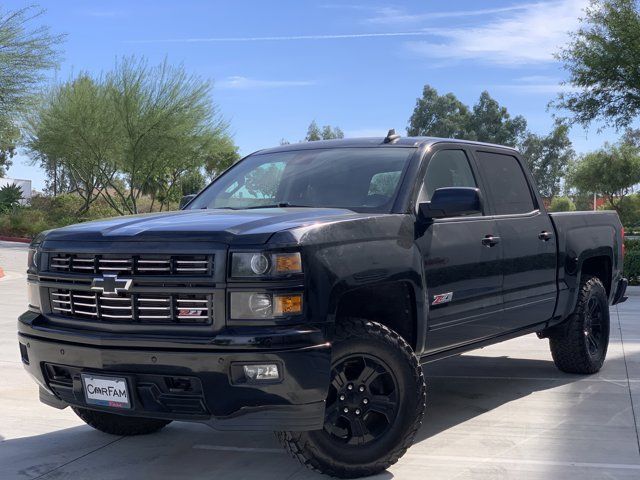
(41, 208, 366, 244)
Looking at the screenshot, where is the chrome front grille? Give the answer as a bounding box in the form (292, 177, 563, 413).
(49, 254, 212, 276)
(50, 289, 213, 324)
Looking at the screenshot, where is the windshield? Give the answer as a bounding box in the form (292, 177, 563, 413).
(188, 147, 414, 213)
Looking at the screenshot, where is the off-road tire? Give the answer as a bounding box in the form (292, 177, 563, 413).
(549, 275, 610, 374)
(72, 407, 171, 436)
(276, 318, 426, 478)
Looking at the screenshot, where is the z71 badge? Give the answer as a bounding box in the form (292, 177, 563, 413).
(432, 292, 453, 305)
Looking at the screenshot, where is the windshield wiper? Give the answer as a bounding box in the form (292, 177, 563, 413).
(243, 202, 315, 209)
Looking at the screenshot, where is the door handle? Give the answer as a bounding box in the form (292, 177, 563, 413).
(482, 235, 501, 247)
(538, 231, 553, 241)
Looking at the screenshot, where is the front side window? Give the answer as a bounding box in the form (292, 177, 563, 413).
(475, 151, 535, 215)
(188, 148, 414, 213)
(418, 149, 477, 204)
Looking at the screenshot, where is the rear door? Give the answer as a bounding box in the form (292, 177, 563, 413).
(414, 146, 504, 353)
(472, 148, 557, 330)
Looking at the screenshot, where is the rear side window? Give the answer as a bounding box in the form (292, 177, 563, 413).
(419, 149, 477, 202)
(475, 151, 535, 215)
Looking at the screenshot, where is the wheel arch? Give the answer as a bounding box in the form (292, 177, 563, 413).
(559, 250, 614, 321)
(580, 255, 612, 296)
(331, 279, 425, 353)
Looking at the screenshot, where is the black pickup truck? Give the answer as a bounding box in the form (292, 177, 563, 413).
(19, 133, 627, 478)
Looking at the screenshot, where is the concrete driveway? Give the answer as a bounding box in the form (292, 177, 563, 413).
(1, 240, 639, 479)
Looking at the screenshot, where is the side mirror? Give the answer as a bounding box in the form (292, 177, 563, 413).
(179, 194, 196, 209)
(418, 187, 481, 220)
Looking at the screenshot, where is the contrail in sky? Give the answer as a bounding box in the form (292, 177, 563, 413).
(126, 31, 433, 44)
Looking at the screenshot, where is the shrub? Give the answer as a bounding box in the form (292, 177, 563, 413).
(616, 194, 640, 228)
(550, 196, 576, 212)
(0, 192, 180, 239)
(625, 239, 640, 285)
(0, 183, 23, 213)
(0, 207, 50, 238)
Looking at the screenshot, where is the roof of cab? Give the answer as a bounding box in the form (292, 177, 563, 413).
(254, 136, 519, 155)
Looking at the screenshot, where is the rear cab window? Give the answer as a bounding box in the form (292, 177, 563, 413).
(474, 151, 536, 215)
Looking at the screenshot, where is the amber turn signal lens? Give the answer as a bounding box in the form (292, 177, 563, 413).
(274, 253, 302, 274)
(274, 294, 303, 316)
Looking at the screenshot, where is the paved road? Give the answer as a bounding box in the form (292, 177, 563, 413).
(1, 240, 639, 479)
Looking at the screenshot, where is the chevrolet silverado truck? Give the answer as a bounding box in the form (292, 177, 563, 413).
(19, 133, 627, 478)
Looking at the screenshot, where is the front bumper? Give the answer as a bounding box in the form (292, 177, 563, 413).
(18, 312, 331, 431)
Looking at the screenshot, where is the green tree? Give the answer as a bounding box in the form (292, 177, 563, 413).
(0, 124, 19, 177)
(549, 196, 576, 212)
(556, 0, 640, 129)
(468, 91, 527, 146)
(27, 57, 236, 214)
(572, 191, 596, 211)
(407, 85, 471, 138)
(0, 6, 64, 175)
(305, 120, 344, 141)
(615, 194, 640, 226)
(568, 142, 640, 213)
(621, 128, 640, 147)
(407, 86, 526, 146)
(179, 170, 206, 196)
(26, 75, 118, 214)
(205, 135, 239, 179)
(521, 122, 575, 198)
(106, 57, 231, 213)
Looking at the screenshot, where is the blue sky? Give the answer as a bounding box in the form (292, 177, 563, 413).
(5, 0, 622, 190)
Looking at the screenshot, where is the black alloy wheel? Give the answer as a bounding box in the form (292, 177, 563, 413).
(549, 275, 610, 374)
(584, 295, 605, 358)
(324, 354, 400, 446)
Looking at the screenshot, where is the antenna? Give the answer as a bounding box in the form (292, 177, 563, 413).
(384, 128, 401, 143)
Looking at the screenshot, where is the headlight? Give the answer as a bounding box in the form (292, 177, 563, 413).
(231, 252, 302, 278)
(27, 247, 40, 272)
(230, 292, 303, 319)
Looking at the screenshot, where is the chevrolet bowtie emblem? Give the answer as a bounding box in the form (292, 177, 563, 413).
(91, 274, 132, 295)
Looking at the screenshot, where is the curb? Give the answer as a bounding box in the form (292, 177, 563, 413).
(0, 236, 31, 244)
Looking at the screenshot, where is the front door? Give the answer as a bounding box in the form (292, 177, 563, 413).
(414, 147, 504, 353)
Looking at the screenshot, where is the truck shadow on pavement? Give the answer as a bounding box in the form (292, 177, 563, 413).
(1, 354, 584, 479)
(415, 353, 579, 444)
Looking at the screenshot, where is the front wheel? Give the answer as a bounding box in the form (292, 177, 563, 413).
(549, 276, 610, 374)
(277, 319, 426, 478)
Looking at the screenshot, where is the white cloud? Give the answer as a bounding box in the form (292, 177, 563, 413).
(216, 76, 316, 90)
(364, 4, 537, 25)
(406, 0, 589, 65)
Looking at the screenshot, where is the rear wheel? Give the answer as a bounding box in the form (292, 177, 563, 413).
(549, 276, 610, 374)
(72, 407, 171, 436)
(277, 319, 426, 478)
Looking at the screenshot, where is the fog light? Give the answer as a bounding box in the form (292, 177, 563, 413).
(243, 364, 280, 381)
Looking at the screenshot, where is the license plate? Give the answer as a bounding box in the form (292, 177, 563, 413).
(81, 374, 131, 409)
